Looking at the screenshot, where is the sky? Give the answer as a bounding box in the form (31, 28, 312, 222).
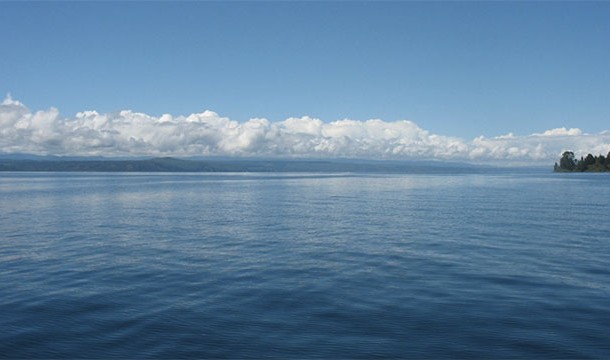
(1, 1, 609, 163)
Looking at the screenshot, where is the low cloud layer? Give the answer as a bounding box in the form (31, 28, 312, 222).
(1, 96, 609, 163)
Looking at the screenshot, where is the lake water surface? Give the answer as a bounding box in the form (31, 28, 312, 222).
(1, 170, 610, 358)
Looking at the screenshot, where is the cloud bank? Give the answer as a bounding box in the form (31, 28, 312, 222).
(1, 95, 609, 163)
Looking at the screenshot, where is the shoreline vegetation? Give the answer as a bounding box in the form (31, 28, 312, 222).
(554, 151, 610, 172)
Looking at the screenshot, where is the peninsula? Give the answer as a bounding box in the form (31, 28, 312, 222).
(554, 151, 610, 172)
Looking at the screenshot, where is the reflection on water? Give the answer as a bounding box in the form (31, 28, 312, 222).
(1, 171, 610, 358)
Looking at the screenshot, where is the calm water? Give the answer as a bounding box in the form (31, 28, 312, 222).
(1, 170, 610, 358)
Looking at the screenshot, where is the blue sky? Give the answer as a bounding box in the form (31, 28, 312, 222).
(1, 2, 609, 161)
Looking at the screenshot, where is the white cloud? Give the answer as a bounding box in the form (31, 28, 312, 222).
(1, 96, 609, 163)
(534, 127, 583, 137)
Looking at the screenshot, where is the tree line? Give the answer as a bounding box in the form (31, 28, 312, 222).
(554, 151, 610, 172)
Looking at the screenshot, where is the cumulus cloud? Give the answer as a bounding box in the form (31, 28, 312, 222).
(469, 129, 610, 162)
(535, 127, 583, 137)
(1, 95, 609, 163)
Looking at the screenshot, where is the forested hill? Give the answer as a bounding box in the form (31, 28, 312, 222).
(0, 157, 483, 174)
(554, 151, 610, 172)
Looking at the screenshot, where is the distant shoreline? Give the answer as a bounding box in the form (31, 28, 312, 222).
(0, 157, 495, 174)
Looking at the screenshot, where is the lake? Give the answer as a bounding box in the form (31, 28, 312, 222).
(1, 169, 609, 358)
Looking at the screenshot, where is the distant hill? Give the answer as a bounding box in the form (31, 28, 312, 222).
(0, 156, 489, 174)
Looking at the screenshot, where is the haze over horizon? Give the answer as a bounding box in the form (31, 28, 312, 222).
(1, 2, 609, 163)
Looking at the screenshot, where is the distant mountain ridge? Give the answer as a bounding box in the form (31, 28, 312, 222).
(0, 156, 488, 174)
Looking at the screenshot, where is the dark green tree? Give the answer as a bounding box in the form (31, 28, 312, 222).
(584, 153, 596, 167)
(596, 155, 606, 169)
(559, 151, 576, 171)
(576, 156, 587, 171)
